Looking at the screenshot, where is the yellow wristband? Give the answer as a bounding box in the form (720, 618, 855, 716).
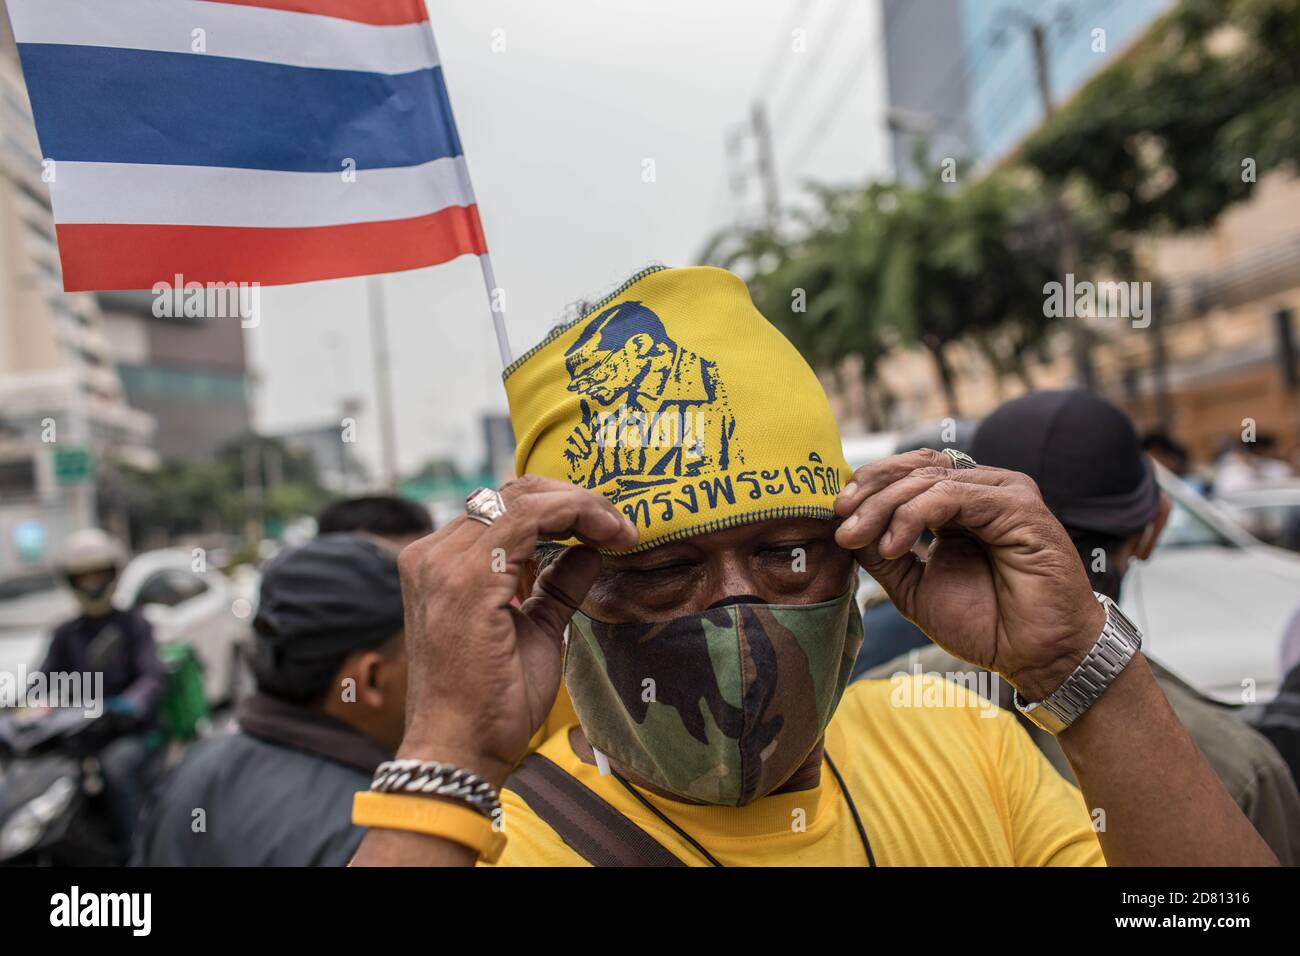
(352, 791, 507, 864)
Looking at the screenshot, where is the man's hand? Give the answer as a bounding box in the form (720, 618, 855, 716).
(836, 449, 1278, 866)
(834, 449, 1103, 700)
(395, 474, 637, 788)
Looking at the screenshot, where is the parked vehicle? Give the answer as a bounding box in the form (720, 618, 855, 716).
(1129, 467, 1300, 703)
(1212, 483, 1300, 554)
(0, 707, 132, 865)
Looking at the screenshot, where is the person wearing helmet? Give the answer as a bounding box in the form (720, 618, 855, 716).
(39, 529, 167, 842)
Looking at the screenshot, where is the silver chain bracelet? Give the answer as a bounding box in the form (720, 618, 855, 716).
(370, 759, 502, 819)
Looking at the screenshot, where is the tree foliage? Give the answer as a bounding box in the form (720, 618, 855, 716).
(1022, 0, 1300, 234)
(114, 434, 328, 544)
(703, 165, 1092, 416)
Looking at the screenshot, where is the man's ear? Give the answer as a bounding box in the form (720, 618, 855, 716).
(351, 649, 386, 698)
(1136, 493, 1172, 561)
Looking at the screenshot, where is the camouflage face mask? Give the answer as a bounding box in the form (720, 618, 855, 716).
(564, 588, 864, 806)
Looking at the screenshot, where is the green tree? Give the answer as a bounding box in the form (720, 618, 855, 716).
(117, 433, 328, 546)
(705, 165, 1087, 417)
(1022, 0, 1300, 236)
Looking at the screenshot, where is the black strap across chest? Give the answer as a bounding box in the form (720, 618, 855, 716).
(506, 751, 875, 867)
(505, 753, 686, 867)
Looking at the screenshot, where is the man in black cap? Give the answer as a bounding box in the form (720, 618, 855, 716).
(316, 494, 434, 550)
(134, 535, 407, 866)
(972, 389, 1170, 600)
(865, 390, 1300, 863)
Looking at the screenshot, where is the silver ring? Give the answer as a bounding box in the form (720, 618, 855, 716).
(465, 487, 507, 526)
(942, 448, 978, 470)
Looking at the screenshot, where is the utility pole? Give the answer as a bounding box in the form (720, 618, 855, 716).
(997, 7, 1097, 391)
(241, 435, 263, 546)
(367, 276, 400, 492)
(751, 102, 781, 230)
(725, 101, 781, 231)
(1028, 19, 1054, 122)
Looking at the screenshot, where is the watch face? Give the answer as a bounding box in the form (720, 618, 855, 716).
(1014, 692, 1069, 735)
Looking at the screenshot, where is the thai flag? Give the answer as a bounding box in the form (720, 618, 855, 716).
(5, 0, 487, 291)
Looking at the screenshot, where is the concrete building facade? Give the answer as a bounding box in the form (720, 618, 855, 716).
(0, 4, 154, 574)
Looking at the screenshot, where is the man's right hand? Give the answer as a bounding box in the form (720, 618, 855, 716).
(394, 474, 638, 789)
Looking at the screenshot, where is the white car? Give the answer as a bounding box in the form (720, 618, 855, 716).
(1127, 470, 1300, 703)
(0, 551, 255, 707)
(1211, 483, 1300, 554)
(840, 434, 1300, 704)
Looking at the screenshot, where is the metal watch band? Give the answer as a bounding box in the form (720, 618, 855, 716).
(370, 759, 502, 820)
(1013, 592, 1143, 735)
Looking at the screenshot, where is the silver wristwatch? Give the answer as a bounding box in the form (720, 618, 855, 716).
(1013, 592, 1143, 735)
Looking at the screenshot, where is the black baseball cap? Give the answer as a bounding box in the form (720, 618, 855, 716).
(970, 390, 1160, 538)
(253, 534, 404, 664)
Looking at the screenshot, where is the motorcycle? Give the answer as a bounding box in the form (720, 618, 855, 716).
(0, 639, 219, 865)
(0, 707, 135, 866)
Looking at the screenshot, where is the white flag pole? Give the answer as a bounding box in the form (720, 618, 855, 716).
(417, 4, 512, 369)
(478, 252, 512, 368)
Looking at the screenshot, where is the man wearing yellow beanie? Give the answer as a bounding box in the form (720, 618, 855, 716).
(352, 267, 1276, 867)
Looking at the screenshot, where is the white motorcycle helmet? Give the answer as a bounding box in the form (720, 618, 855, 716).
(57, 529, 127, 617)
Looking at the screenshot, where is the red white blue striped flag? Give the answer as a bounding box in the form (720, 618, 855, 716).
(6, 0, 487, 291)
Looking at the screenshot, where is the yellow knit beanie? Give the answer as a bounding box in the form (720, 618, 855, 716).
(504, 266, 850, 551)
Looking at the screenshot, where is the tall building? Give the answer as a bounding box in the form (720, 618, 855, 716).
(0, 2, 155, 573)
(881, 0, 974, 179)
(97, 291, 252, 460)
(882, 0, 1174, 178)
(275, 420, 369, 495)
(1, 1, 257, 575)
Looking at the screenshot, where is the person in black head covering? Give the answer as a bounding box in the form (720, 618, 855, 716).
(865, 389, 1300, 863)
(134, 535, 408, 866)
(971, 389, 1168, 603)
(316, 494, 433, 550)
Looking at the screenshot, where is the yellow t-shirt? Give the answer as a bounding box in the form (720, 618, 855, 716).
(486, 675, 1104, 866)
(526, 683, 578, 754)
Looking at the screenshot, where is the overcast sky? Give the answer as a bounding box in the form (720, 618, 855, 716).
(246, 0, 891, 478)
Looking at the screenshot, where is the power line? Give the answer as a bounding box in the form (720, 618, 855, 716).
(783, 0, 982, 175)
(782, 11, 888, 174)
(978, 0, 1088, 148)
(885, 0, 1113, 170)
(769, 0, 858, 131)
(725, 0, 870, 225)
(980, 0, 1124, 142)
(753, 0, 816, 103)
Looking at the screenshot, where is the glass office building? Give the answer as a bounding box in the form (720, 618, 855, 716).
(883, 0, 1173, 179)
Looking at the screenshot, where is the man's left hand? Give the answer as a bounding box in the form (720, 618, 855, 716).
(834, 449, 1104, 701)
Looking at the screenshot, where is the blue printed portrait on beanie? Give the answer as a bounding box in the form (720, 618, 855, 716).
(561, 301, 742, 495)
